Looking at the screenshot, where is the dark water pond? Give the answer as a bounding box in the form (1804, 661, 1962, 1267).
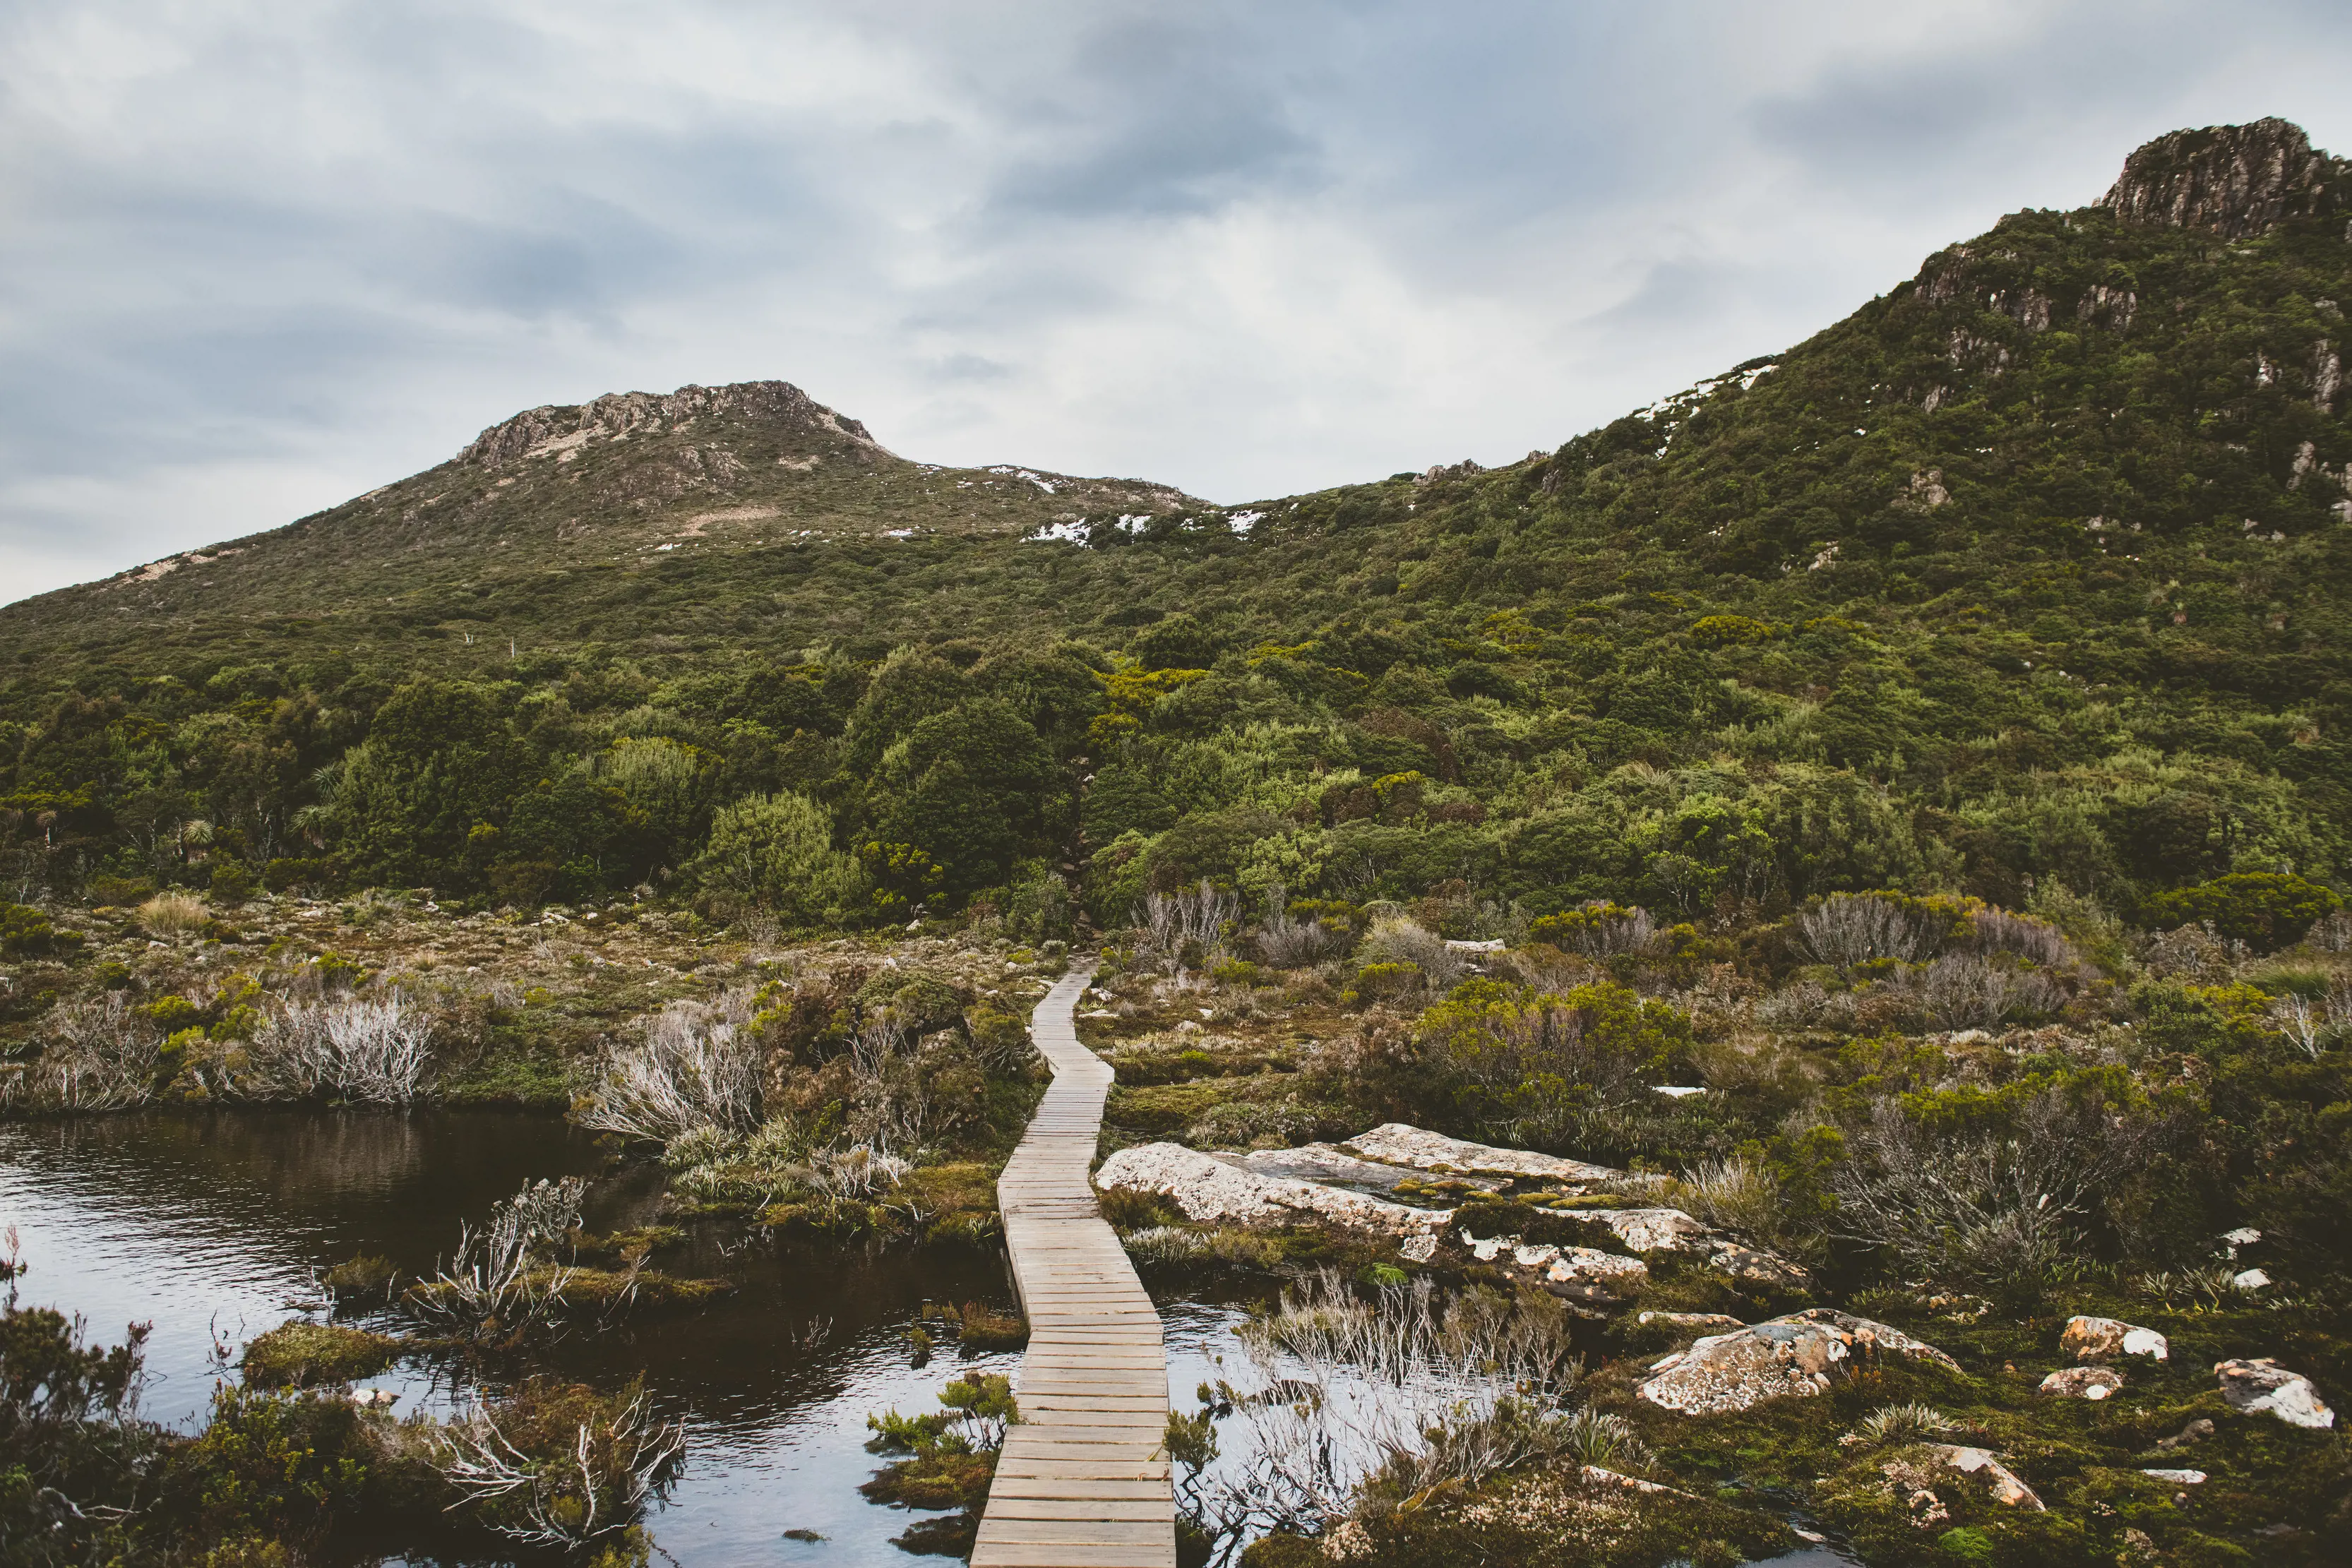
(1, 1111, 1851, 1568)
(0, 1109, 1055, 1565)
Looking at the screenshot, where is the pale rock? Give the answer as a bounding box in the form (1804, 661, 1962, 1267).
(1094, 1142, 1451, 1235)
(1341, 1123, 1623, 1185)
(2232, 1267, 2271, 1291)
(2038, 1366, 2125, 1400)
(1929, 1445, 2045, 1510)
(2141, 1468, 2207, 1484)
(2214, 1358, 2336, 1428)
(1397, 1233, 1438, 1263)
(2060, 1315, 2169, 1363)
(1638, 1310, 1745, 1331)
(1222, 1143, 1504, 1195)
(1638, 1308, 1961, 1415)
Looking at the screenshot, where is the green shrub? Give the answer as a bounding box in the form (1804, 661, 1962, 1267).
(240, 1322, 400, 1389)
(2140, 872, 2342, 951)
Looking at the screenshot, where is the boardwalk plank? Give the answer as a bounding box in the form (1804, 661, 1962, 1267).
(972, 965, 1175, 1568)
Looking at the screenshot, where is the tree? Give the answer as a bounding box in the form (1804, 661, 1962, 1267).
(691, 791, 863, 923)
(871, 698, 1060, 899)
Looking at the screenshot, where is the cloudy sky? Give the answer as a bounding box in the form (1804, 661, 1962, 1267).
(4, 1, 2350, 602)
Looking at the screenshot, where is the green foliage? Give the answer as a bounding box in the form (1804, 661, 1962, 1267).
(239, 1322, 399, 1389)
(688, 789, 862, 922)
(0, 904, 78, 957)
(1419, 979, 1690, 1154)
(2139, 872, 2343, 950)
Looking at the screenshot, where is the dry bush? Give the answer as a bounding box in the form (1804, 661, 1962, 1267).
(438, 1377, 685, 1549)
(1179, 1272, 1582, 1545)
(1359, 916, 1471, 992)
(2143, 922, 2237, 982)
(408, 1178, 586, 1341)
(578, 995, 763, 1142)
(8, 994, 161, 1111)
(1796, 892, 1935, 969)
(1551, 903, 1656, 958)
(243, 996, 433, 1103)
(1661, 1154, 1786, 1249)
(1829, 1089, 2150, 1295)
(1968, 907, 2080, 969)
(1906, 952, 2067, 1031)
(137, 890, 208, 940)
(1255, 897, 1349, 969)
(1135, 880, 1239, 976)
(2308, 910, 2352, 954)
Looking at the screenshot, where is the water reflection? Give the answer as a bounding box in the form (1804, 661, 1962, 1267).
(0, 1109, 1022, 1565)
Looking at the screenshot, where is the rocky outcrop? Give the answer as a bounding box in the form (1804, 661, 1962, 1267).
(1341, 1123, 1623, 1185)
(2038, 1366, 2123, 1401)
(458, 381, 881, 469)
(1219, 1142, 1505, 1195)
(2060, 1315, 2168, 1363)
(1638, 1309, 1960, 1415)
(2098, 119, 2345, 239)
(1094, 1142, 1450, 1235)
(2214, 1358, 2336, 1428)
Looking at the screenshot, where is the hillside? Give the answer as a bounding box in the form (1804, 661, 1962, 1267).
(2, 116, 2348, 922)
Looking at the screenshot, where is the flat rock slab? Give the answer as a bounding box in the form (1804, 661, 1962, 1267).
(974, 965, 1176, 1568)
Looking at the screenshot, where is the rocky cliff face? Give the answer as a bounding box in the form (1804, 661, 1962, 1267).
(2098, 118, 2347, 239)
(457, 380, 884, 469)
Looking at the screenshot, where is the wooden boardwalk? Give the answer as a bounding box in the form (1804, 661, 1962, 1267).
(972, 964, 1176, 1568)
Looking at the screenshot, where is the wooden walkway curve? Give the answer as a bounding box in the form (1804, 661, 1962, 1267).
(972, 963, 1176, 1568)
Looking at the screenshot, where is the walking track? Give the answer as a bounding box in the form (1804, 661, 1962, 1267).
(971, 964, 1176, 1568)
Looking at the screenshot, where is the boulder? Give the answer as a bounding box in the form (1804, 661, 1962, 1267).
(1579, 1207, 1710, 1252)
(1928, 1445, 2045, 1510)
(2214, 1358, 2336, 1428)
(2038, 1365, 2125, 1400)
(2060, 1315, 2169, 1363)
(1342, 1123, 1623, 1185)
(1094, 1142, 1452, 1235)
(2140, 1468, 2207, 1485)
(1637, 1308, 1960, 1415)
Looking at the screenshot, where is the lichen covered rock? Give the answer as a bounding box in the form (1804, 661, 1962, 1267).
(1094, 1142, 1451, 1234)
(2060, 1315, 2168, 1363)
(1638, 1309, 1959, 1415)
(2038, 1365, 2124, 1400)
(1340, 1123, 1623, 1185)
(2214, 1358, 2336, 1428)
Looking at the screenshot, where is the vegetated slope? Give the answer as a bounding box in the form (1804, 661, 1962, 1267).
(0, 378, 1205, 672)
(1, 118, 2349, 926)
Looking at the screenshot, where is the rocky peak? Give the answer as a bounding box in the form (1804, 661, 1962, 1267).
(2097, 118, 2345, 239)
(457, 379, 882, 469)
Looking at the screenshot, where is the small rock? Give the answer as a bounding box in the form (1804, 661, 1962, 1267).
(2060, 1315, 2169, 1363)
(1652, 1084, 1707, 1098)
(2039, 1365, 2125, 1400)
(2140, 1468, 2207, 1485)
(1930, 1444, 2046, 1510)
(2155, 1417, 2214, 1450)
(2231, 1267, 2271, 1291)
(2214, 1358, 2336, 1428)
(1398, 1233, 1437, 1263)
(2220, 1225, 2262, 1255)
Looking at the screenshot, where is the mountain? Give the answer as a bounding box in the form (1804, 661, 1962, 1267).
(1, 118, 2348, 925)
